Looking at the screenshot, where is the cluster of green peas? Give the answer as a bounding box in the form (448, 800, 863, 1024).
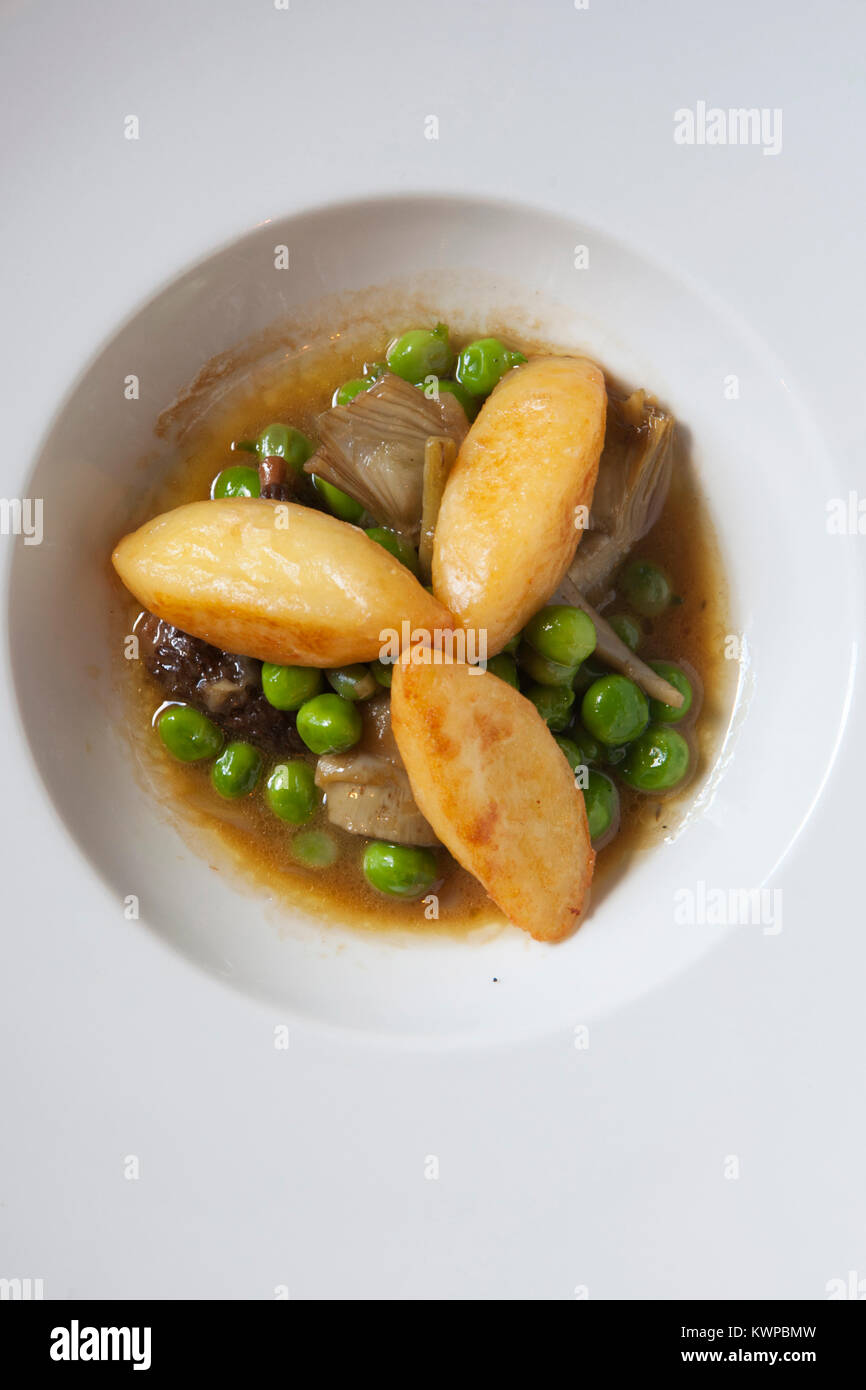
(156, 657, 439, 897)
(484, 558, 694, 843)
(333, 323, 526, 417)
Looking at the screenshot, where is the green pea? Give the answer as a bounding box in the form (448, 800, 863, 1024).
(581, 675, 649, 745)
(363, 360, 387, 378)
(524, 682, 575, 731)
(370, 659, 393, 688)
(618, 560, 672, 618)
(332, 377, 375, 407)
(256, 423, 315, 472)
(291, 828, 338, 869)
(157, 704, 224, 762)
(311, 474, 364, 522)
(620, 726, 691, 792)
(265, 760, 319, 824)
(486, 653, 519, 687)
(502, 633, 521, 655)
(232, 438, 258, 455)
(296, 693, 362, 755)
(524, 604, 596, 668)
(261, 663, 323, 711)
(326, 664, 377, 701)
(648, 661, 693, 723)
(365, 526, 419, 576)
(211, 465, 261, 499)
(607, 612, 643, 652)
(211, 741, 263, 799)
(455, 338, 525, 397)
(421, 377, 478, 421)
(583, 770, 619, 842)
(362, 841, 438, 899)
(517, 641, 577, 687)
(386, 324, 455, 383)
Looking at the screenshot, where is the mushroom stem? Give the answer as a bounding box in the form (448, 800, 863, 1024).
(560, 578, 685, 708)
(258, 455, 295, 501)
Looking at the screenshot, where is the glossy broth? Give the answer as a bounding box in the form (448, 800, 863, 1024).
(117, 326, 731, 936)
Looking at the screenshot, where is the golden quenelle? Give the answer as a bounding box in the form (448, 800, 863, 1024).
(433, 356, 607, 654)
(391, 656, 594, 941)
(113, 499, 453, 666)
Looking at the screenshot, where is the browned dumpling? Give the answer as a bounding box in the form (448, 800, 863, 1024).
(432, 355, 607, 655)
(113, 499, 452, 666)
(391, 657, 595, 941)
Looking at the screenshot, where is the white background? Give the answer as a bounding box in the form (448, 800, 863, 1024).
(1, 0, 864, 1298)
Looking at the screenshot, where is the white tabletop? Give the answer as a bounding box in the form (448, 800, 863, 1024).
(1, 0, 863, 1298)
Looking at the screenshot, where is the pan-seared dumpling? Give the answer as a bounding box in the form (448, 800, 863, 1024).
(391, 657, 594, 941)
(433, 355, 606, 654)
(113, 499, 453, 666)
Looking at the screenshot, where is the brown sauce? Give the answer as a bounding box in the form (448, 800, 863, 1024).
(116, 324, 732, 937)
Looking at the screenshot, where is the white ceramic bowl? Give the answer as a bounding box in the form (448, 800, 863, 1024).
(9, 194, 854, 1044)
